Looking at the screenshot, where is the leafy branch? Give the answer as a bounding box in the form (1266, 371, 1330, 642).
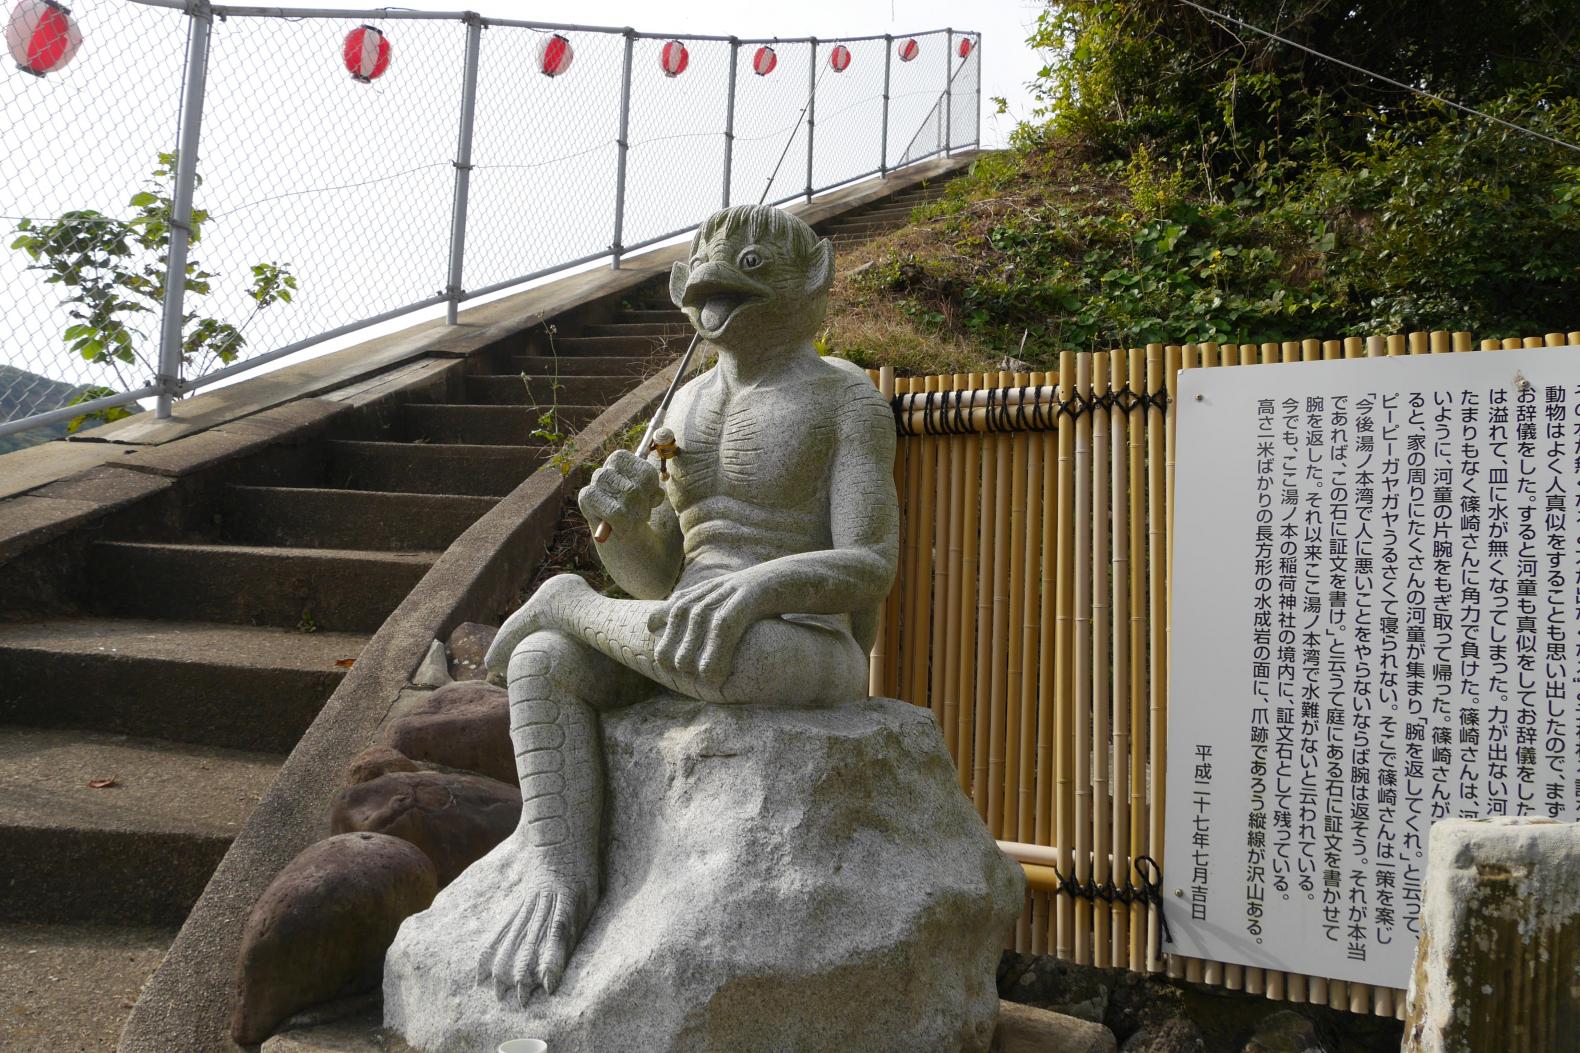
(11, 152, 297, 430)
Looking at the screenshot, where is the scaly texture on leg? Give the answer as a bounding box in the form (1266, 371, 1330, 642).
(476, 629, 639, 1004)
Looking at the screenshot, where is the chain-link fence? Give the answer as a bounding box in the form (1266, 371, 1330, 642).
(0, 2, 980, 444)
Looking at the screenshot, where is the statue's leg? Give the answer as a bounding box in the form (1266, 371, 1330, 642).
(528, 573, 869, 707)
(477, 627, 649, 1004)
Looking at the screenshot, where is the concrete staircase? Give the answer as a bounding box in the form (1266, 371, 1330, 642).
(0, 166, 965, 1050)
(0, 301, 688, 1050)
(818, 179, 955, 249)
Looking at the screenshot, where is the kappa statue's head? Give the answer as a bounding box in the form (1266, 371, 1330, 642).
(670, 205, 834, 354)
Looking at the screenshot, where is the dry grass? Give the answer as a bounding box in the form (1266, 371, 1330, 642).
(819, 143, 1102, 378)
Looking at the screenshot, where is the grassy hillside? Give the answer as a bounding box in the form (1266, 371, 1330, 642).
(0, 365, 80, 453)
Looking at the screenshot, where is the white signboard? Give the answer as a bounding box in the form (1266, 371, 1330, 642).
(1167, 346, 1580, 988)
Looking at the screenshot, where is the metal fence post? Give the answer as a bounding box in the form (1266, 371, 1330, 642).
(154, 2, 214, 418)
(611, 28, 635, 269)
(721, 38, 738, 209)
(880, 34, 892, 176)
(973, 34, 982, 150)
(804, 37, 816, 201)
(444, 15, 483, 326)
(944, 28, 954, 156)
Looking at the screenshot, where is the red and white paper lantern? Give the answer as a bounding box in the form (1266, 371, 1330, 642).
(897, 37, 919, 62)
(957, 36, 973, 59)
(538, 33, 573, 77)
(751, 44, 776, 76)
(342, 24, 390, 83)
(6, 0, 81, 77)
(828, 43, 851, 73)
(660, 38, 688, 77)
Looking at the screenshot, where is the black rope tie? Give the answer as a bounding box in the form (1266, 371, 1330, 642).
(888, 383, 1170, 436)
(1049, 856, 1174, 956)
(1134, 855, 1173, 948)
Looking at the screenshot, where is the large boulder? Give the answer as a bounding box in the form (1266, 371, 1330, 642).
(232, 833, 437, 1045)
(378, 681, 514, 785)
(330, 770, 521, 887)
(384, 696, 1025, 1053)
(445, 621, 498, 682)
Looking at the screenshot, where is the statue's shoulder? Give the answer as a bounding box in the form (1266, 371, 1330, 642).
(817, 357, 893, 437)
(818, 356, 887, 403)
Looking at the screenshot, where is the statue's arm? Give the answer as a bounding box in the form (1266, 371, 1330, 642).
(578, 449, 683, 600)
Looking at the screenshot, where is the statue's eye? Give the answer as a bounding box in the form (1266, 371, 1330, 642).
(737, 248, 764, 270)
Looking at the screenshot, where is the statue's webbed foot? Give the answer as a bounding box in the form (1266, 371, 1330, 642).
(476, 853, 598, 1004)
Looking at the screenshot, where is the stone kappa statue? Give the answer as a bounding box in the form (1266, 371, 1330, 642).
(475, 203, 899, 1002)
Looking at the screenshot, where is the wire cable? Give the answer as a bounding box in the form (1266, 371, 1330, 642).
(1175, 0, 1580, 156)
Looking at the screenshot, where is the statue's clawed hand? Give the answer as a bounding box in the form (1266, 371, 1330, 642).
(646, 569, 770, 687)
(577, 449, 663, 535)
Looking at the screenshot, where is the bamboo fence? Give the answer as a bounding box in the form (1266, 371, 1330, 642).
(865, 328, 1580, 1019)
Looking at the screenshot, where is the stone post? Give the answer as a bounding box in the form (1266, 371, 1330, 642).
(1403, 817, 1580, 1053)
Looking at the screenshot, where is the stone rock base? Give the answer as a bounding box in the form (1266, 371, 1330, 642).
(384, 696, 1025, 1052)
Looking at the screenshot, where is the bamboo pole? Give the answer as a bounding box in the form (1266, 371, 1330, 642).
(985, 371, 1014, 834)
(1018, 372, 1045, 847)
(1073, 354, 1094, 966)
(909, 375, 940, 715)
(940, 374, 969, 761)
(958, 374, 983, 794)
(896, 376, 921, 704)
(1522, 335, 1543, 348)
(1569, 331, 1580, 345)
(1546, 332, 1567, 347)
(871, 367, 895, 697)
(972, 372, 998, 820)
(1126, 346, 1148, 973)
(1455, 331, 1474, 352)
(1152, 344, 1173, 977)
(1091, 352, 1113, 968)
(1012, 371, 1041, 952)
(1110, 349, 1132, 969)
(931, 374, 961, 749)
(1032, 363, 1058, 955)
(1003, 372, 1032, 843)
(1054, 351, 1077, 959)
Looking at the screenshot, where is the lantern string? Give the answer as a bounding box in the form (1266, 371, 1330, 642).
(758, 51, 835, 204)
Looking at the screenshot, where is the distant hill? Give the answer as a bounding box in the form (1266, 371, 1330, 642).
(0, 364, 143, 454)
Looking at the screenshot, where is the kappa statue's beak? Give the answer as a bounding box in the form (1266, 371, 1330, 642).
(679, 262, 768, 338)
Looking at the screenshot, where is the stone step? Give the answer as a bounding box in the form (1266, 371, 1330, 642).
(551, 335, 685, 358)
(223, 485, 495, 552)
(90, 541, 435, 633)
(399, 403, 601, 447)
(582, 322, 691, 338)
(325, 439, 543, 498)
(850, 205, 917, 220)
(0, 920, 174, 1051)
(509, 354, 664, 377)
(0, 617, 364, 753)
(0, 726, 279, 925)
(464, 373, 638, 407)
